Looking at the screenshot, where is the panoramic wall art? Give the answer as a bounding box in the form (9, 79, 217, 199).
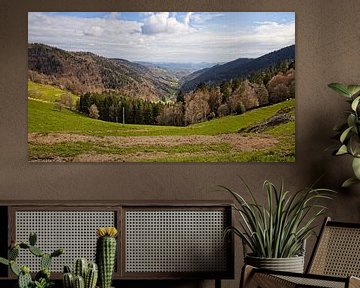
(28, 12, 295, 162)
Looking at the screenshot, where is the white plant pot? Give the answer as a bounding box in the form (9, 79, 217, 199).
(245, 254, 305, 273)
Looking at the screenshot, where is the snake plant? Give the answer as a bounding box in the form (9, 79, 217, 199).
(328, 83, 360, 187)
(222, 179, 334, 258)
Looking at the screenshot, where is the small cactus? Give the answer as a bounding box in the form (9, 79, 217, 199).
(0, 232, 63, 288)
(18, 269, 32, 288)
(63, 272, 74, 288)
(74, 275, 85, 288)
(74, 258, 88, 280)
(10, 260, 20, 276)
(85, 263, 98, 288)
(96, 227, 118, 288)
(9, 247, 19, 260)
(41, 253, 52, 270)
(29, 245, 44, 257)
(29, 232, 37, 246)
(63, 259, 98, 288)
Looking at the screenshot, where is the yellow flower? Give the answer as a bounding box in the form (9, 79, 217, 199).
(97, 227, 118, 237)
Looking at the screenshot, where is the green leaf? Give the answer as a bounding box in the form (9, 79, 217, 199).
(8, 247, 19, 261)
(336, 144, 348, 155)
(340, 127, 352, 143)
(352, 157, 360, 179)
(347, 85, 360, 97)
(352, 96, 360, 111)
(328, 83, 351, 97)
(349, 135, 360, 156)
(342, 177, 360, 188)
(0, 257, 9, 266)
(347, 114, 356, 128)
(10, 261, 20, 276)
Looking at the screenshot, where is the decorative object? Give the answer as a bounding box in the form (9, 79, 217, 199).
(62, 258, 98, 288)
(96, 227, 118, 288)
(27, 12, 295, 163)
(0, 232, 63, 288)
(222, 179, 334, 272)
(328, 82, 360, 187)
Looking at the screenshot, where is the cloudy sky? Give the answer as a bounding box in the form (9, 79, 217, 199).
(28, 12, 295, 63)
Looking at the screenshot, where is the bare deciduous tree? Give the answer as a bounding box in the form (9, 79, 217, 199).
(88, 103, 100, 119)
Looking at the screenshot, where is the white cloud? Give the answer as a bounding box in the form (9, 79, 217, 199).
(140, 12, 191, 35)
(83, 26, 104, 36)
(253, 21, 295, 44)
(190, 12, 224, 24)
(28, 13, 295, 63)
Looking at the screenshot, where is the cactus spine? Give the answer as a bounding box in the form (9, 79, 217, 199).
(63, 260, 98, 288)
(96, 227, 118, 288)
(74, 258, 88, 279)
(74, 275, 85, 288)
(85, 262, 98, 288)
(63, 272, 74, 288)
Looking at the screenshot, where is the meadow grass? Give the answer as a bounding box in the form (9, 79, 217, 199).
(29, 98, 295, 137)
(28, 80, 78, 103)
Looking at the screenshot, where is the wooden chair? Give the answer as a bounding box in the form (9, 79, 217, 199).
(241, 217, 360, 288)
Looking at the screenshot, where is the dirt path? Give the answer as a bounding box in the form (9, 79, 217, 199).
(29, 133, 278, 150)
(28, 133, 279, 162)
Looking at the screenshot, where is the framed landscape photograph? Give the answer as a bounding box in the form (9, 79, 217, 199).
(28, 12, 295, 162)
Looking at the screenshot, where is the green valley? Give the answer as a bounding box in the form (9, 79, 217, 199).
(28, 81, 295, 162)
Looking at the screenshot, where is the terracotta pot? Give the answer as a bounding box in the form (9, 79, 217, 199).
(245, 254, 304, 273)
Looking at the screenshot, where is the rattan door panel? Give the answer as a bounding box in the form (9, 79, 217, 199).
(122, 207, 233, 279)
(12, 208, 117, 273)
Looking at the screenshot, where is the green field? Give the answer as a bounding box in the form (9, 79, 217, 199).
(28, 80, 78, 103)
(28, 81, 295, 162)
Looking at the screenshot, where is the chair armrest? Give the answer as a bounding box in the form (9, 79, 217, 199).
(240, 265, 296, 288)
(240, 265, 349, 288)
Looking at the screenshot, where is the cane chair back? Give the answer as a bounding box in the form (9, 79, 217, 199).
(307, 217, 360, 278)
(241, 217, 360, 288)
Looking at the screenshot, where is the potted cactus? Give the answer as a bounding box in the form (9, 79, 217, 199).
(0, 232, 63, 288)
(62, 258, 98, 288)
(96, 227, 118, 288)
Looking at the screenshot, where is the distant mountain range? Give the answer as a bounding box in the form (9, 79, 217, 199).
(135, 61, 219, 83)
(179, 45, 295, 92)
(28, 43, 295, 101)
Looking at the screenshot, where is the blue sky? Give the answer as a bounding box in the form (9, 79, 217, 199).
(28, 12, 295, 63)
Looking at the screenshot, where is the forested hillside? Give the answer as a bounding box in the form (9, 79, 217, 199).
(180, 45, 295, 92)
(28, 43, 295, 129)
(28, 43, 178, 101)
